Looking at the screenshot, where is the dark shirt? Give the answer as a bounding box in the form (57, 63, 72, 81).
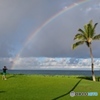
(3, 68, 7, 73)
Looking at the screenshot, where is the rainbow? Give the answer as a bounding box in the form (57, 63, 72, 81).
(11, 0, 90, 69)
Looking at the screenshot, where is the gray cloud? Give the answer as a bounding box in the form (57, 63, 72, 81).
(0, 0, 64, 57)
(20, 0, 100, 58)
(0, 0, 100, 69)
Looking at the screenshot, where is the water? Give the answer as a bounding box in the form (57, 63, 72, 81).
(1, 70, 100, 76)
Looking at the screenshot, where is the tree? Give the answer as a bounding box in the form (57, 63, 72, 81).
(72, 20, 100, 81)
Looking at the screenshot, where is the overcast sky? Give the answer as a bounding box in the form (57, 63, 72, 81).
(0, 0, 100, 70)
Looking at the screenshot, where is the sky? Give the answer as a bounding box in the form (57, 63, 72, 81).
(0, 0, 100, 70)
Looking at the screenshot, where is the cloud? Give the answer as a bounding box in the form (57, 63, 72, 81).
(0, 0, 77, 57)
(20, 7, 99, 58)
(0, 56, 100, 70)
(86, 7, 92, 12)
(0, 0, 100, 70)
(0, 57, 13, 69)
(3, 57, 98, 70)
(93, 3, 100, 9)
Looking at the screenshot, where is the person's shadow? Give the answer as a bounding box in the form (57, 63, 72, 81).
(52, 79, 82, 100)
(7, 75, 15, 79)
(0, 91, 6, 93)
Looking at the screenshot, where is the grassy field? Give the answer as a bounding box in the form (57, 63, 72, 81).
(0, 74, 100, 100)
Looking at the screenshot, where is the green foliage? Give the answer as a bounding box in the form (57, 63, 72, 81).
(72, 41, 84, 49)
(72, 20, 100, 49)
(74, 34, 86, 41)
(0, 75, 100, 100)
(93, 34, 100, 40)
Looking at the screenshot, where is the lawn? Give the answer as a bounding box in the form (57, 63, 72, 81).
(0, 74, 100, 100)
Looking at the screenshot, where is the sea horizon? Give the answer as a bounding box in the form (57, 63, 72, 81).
(0, 69, 100, 76)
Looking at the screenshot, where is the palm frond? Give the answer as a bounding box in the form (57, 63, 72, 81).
(93, 23, 98, 31)
(93, 34, 100, 40)
(78, 28, 88, 39)
(87, 20, 93, 38)
(74, 33, 86, 41)
(84, 25, 88, 33)
(84, 25, 88, 38)
(72, 41, 85, 49)
(89, 20, 92, 24)
(87, 24, 90, 38)
(92, 23, 98, 36)
(89, 20, 98, 38)
(78, 29, 85, 34)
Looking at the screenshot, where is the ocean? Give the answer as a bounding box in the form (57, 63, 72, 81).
(1, 70, 100, 76)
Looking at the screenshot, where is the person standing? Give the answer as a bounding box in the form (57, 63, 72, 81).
(2, 66, 7, 80)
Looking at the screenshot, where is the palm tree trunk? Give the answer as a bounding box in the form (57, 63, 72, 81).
(89, 43, 96, 81)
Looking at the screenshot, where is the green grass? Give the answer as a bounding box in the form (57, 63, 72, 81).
(0, 74, 100, 100)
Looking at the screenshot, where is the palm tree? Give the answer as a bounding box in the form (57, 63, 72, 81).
(72, 20, 100, 81)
